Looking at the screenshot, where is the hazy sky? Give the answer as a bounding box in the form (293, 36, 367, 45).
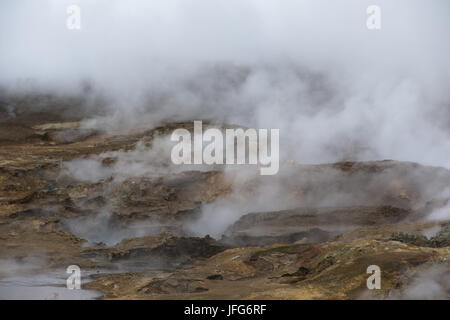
(1, 0, 449, 87)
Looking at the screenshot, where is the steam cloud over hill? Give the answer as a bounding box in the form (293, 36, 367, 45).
(0, 0, 449, 301)
(1, 0, 449, 168)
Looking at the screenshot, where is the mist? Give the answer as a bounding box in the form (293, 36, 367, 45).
(3, 0, 449, 237)
(1, 1, 450, 300)
(390, 265, 450, 299)
(1, 0, 449, 169)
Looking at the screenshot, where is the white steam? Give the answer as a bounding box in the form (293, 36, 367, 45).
(1, 0, 449, 169)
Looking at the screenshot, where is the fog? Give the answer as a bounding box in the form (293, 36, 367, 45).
(1, 0, 449, 169)
(390, 265, 450, 299)
(0, 259, 101, 299)
(1, 1, 449, 299)
(2, 0, 449, 233)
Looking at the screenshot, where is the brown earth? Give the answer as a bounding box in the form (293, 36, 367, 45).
(0, 109, 449, 299)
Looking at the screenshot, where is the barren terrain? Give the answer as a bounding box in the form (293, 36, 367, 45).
(1, 104, 449, 300)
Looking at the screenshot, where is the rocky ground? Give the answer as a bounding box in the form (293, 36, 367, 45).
(0, 104, 449, 299)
